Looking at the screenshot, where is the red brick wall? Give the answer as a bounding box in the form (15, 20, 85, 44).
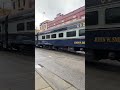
(47, 6, 85, 29)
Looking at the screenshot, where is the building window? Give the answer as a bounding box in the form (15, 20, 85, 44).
(83, 22, 85, 27)
(13, 2, 15, 9)
(23, 0, 25, 6)
(51, 34, 56, 38)
(59, 33, 63, 38)
(105, 7, 120, 24)
(73, 15, 76, 18)
(66, 31, 76, 37)
(80, 22, 85, 27)
(18, 0, 20, 8)
(62, 20, 64, 22)
(17, 23, 25, 31)
(46, 35, 50, 39)
(42, 36, 45, 39)
(29, 0, 33, 8)
(27, 21, 35, 30)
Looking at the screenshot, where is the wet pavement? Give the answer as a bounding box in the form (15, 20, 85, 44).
(0, 51, 34, 90)
(35, 48, 85, 90)
(86, 60, 120, 90)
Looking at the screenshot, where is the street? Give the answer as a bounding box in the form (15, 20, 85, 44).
(35, 48, 85, 90)
(0, 51, 34, 90)
(86, 59, 120, 90)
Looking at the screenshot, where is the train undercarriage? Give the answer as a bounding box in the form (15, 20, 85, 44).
(86, 49, 120, 62)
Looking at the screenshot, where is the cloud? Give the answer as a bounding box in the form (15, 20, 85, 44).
(35, 0, 85, 28)
(35, 11, 49, 28)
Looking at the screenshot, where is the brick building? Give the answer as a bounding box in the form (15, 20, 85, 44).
(47, 6, 85, 29)
(39, 20, 51, 32)
(11, 0, 34, 14)
(0, 8, 11, 16)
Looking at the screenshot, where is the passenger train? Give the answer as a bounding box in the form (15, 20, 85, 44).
(86, 0, 120, 61)
(0, 9, 35, 51)
(36, 19, 85, 52)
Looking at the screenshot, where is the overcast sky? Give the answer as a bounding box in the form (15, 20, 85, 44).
(35, 0, 85, 28)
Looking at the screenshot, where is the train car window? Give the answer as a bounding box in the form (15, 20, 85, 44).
(42, 36, 45, 39)
(27, 21, 35, 30)
(46, 35, 50, 39)
(51, 34, 56, 38)
(105, 7, 120, 24)
(86, 11, 98, 26)
(79, 29, 85, 36)
(59, 33, 63, 38)
(66, 31, 76, 37)
(17, 23, 25, 31)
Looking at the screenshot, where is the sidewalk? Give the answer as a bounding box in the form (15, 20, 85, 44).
(35, 71, 53, 90)
(35, 64, 78, 90)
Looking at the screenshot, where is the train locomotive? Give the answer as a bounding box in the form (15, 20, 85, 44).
(86, 0, 120, 61)
(0, 9, 35, 51)
(36, 19, 85, 52)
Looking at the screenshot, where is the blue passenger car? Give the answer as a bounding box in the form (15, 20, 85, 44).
(37, 19, 85, 51)
(86, 0, 120, 61)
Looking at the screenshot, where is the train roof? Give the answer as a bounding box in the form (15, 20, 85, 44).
(38, 19, 85, 35)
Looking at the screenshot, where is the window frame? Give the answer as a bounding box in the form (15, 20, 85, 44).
(26, 21, 35, 30)
(58, 33, 64, 38)
(42, 36, 45, 39)
(17, 23, 25, 31)
(105, 7, 120, 24)
(86, 11, 98, 26)
(51, 34, 56, 38)
(46, 35, 50, 39)
(66, 30, 76, 37)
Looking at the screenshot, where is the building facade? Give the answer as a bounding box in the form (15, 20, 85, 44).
(11, 0, 34, 14)
(0, 8, 11, 16)
(39, 20, 50, 32)
(38, 6, 85, 33)
(47, 6, 85, 29)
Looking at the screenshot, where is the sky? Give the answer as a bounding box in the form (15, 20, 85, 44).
(35, 0, 85, 29)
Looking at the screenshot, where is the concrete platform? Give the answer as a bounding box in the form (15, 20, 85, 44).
(35, 64, 78, 90)
(35, 71, 53, 90)
(35, 48, 85, 90)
